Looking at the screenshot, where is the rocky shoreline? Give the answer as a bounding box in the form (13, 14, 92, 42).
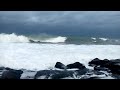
(0, 58, 120, 79)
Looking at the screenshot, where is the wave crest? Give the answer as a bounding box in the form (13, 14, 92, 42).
(0, 33, 67, 43)
(40, 36, 67, 43)
(99, 38, 108, 41)
(0, 33, 30, 43)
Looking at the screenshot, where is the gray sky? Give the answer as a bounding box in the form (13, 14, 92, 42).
(0, 11, 120, 37)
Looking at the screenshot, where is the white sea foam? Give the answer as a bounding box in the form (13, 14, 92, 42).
(0, 43, 120, 71)
(0, 33, 30, 43)
(91, 37, 96, 40)
(0, 33, 67, 43)
(40, 36, 67, 43)
(99, 38, 108, 41)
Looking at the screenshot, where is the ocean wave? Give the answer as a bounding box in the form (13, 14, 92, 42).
(91, 37, 96, 40)
(40, 36, 67, 43)
(99, 38, 108, 41)
(0, 33, 67, 43)
(0, 33, 30, 43)
(0, 33, 120, 45)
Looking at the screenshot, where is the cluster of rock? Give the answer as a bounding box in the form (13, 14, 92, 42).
(0, 58, 120, 79)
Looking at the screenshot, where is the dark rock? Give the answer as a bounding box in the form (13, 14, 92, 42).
(37, 41, 41, 43)
(80, 75, 101, 79)
(29, 39, 41, 43)
(1, 69, 23, 79)
(29, 39, 35, 43)
(86, 69, 106, 76)
(89, 58, 120, 75)
(55, 62, 66, 69)
(51, 71, 73, 79)
(89, 58, 110, 67)
(93, 70, 105, 75)
(111, 74, 120, 79)
(87, 76, 101, 79)
(34, 70, 74, 79)
(94, 66, 109, 72)
(110, 59, 120, 63)
(34, 70, 61, 79)
(5, 67, 14, 70)
(0, 67, 5, 70)
(75, 68, 88, 75)
(106, 64, 120, 74)
(67, 62, 86, 69)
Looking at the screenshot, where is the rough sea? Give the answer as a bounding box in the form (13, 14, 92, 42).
(0, 33, 120, 71)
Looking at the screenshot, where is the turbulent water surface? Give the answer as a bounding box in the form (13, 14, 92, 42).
(0, 33, 120, 71)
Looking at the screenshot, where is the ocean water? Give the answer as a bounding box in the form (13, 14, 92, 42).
(0, 33, 120, 71)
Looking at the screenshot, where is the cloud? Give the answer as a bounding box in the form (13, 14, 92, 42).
(0, 11, 120, 31)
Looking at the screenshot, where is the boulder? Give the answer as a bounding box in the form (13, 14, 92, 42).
(88, 58, 110, 67)
(34, 70, 61, 79)
(89, 58, 120, 75)
(111, 74, 120, 79)
(1, 69, 23, 79)
(94, 66, 109, 72)
(104, 63, 120, 74)
(34, 70, 74, 79)
(29, 39, 41, 43)
(55, 62, 66, 69)
(5, 67, 14, 70)
(75, 68, 88, 76)
(110, 59, 120, 63)
(67, 62, 86, 69)
(0, 67, 5, 70)
(51, 71, 73, 79)
(29, 39, 35, 43)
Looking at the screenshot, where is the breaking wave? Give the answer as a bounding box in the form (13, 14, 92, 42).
(0, 33, 67, 43)
(0, 33, 30, 43)
(99, 38, 108, 41)
(40, 36, 67, 43)
(0, 33, 120, 45)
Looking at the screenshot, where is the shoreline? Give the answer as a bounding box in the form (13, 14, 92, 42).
(0, 58, 120, 79)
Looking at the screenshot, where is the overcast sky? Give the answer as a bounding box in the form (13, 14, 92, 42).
(0, 11, 120, 37)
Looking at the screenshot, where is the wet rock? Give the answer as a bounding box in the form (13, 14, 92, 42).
(89, 58, 120, 75)
(5, 67, 14, 70)
(67, 62, 86, 69)
(29, 39, 35, 43)
(0, 67, 5, 70)
(75, 68, 88, 76)
(110, 59, 120, 63)
(29, 39, 41, 43)
(51, 71, 73, 79)
(94, 66, 110, 72)
(37, 41, 41, 43)
(1, 69, 23, 79)
(81, 75, 102, 79)
(111, 74, 120, 79)
(34, 70, 74, 79)
(89, 58, 110, 67)
(103, 61, 120, 74)
(87, 76, 101, 79)
(81, 71, 107, 79)
(86, 69, 106, 76)
(55, 62, 66, 69)
(34, 70, 61, 79)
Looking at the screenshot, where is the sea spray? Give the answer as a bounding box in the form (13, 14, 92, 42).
(0, 33, 30, 43)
